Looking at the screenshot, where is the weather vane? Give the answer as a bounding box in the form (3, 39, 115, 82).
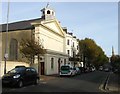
(46, 2, 49, 8)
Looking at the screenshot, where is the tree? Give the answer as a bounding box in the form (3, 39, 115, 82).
(19, 38, 46, 64)
(78, 38, 108, 68)
(111, 55, 120, 70)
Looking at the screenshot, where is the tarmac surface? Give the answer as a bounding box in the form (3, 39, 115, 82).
(40, 72, 120, 93)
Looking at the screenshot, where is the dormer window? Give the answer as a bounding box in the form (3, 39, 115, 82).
(47, 10, 50, 14)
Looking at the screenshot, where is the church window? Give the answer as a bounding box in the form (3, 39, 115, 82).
(9, 38, 18, 60)
(47, 10, 50, 14)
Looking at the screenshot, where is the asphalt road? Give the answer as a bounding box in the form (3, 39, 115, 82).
(2, 71, 110, 93)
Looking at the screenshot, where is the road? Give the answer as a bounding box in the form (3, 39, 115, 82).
(2, 71, 110, 93)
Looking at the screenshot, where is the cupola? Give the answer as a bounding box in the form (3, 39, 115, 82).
(41, 3, 55, 20)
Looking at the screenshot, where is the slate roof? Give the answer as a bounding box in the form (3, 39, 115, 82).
(0, 18, 43, 32)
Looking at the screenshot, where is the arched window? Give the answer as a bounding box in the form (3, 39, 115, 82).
(47, 10, 50, 14)
(9, 38, 18, 60)
(51, 58, 54, 69)
(52, 11, 54, 15)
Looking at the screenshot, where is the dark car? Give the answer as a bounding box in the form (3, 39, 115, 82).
(75, 67, 81, 75)
(99, 66, 103, 71)
(2, 66, 39, 88)
(78, 67, 85, 73)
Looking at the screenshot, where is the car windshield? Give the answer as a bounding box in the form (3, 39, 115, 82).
(61, 66, 70, 70)
(8, 67, 25, 74)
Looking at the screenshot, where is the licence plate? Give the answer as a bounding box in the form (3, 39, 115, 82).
(3, 80, 9, 83)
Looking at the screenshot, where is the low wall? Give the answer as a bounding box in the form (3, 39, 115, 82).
(0, 61, 30, 77)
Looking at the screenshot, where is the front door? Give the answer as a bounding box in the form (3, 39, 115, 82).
(40, 62, 44, 75)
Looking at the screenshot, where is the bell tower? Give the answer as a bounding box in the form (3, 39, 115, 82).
(41, 3, 55, 20)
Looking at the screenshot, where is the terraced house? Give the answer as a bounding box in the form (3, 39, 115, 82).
(0, 5, 79, 76)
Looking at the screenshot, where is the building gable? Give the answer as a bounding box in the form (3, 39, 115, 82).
(41, 19, 65, 37)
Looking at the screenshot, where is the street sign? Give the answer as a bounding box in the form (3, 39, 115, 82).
(4, 53, 8, 58)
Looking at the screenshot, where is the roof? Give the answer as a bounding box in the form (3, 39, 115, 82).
(0, 18, 43, 32)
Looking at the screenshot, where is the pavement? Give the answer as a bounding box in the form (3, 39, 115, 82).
(40, 74, 57, 81)
(105, 72, 120, 93)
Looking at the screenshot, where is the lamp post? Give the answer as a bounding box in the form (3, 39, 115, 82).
(4, 0, 10, 74)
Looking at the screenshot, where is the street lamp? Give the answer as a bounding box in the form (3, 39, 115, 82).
(4, 0, 10, 74)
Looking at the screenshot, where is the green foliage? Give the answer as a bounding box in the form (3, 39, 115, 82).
(20, 38, 46, 64)
(111, 55, 120, 69)
(79, 38, 108, 68)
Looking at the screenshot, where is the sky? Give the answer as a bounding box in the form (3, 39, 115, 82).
(1, 2, 118, 57)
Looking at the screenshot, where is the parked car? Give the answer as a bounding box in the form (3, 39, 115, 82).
(2, 66, 39, 88)
(74, 67, 81, 75)
(113, 68, 120, 74)
(91, 66, 96, 72)
(59, 65, 76, 76)
(99, 66, 103, 71)
(78, 67, 85, 73)
(104, 67, 110, 72)
(84, 67, 90, 73)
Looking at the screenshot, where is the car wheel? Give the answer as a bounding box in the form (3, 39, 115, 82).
(18, 80, 23, 88)
(34, 78, 39, 85)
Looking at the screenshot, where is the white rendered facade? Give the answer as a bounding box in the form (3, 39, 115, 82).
(1, 5, 80, 76)
(63, 29, 79, 67)
(31, 6, 68, 75)
(65, 32, 79, 57)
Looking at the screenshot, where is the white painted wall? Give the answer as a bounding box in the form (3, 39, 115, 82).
(44, 22, 60, 34)
(35, 26, 64, 53)
(65, 33, 79, 57)
(44, 52, 68, 75)
(65, 34, 72, 56)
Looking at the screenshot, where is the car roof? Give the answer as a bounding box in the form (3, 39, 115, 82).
(15, 66, 26, 68)
(15, 66, 36, 70)
(61, 65, 73, 67)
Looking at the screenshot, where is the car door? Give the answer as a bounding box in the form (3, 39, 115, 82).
(30, 68, 37, 82)
(25, 68, 32, 84)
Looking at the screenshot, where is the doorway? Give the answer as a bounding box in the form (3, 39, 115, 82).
(40, 62, 45, 75)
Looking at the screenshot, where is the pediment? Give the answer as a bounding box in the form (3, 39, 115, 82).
(41, 19, 65, 37)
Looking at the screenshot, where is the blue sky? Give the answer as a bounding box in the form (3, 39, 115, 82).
(1, 2, 118, 57)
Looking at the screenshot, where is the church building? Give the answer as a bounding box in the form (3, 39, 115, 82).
(1, 5, 69, 76)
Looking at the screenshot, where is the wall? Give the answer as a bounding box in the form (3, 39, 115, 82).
(1, 29, 32, 61)
(35, 25, 64, 53)
(65, 33, 79, 57)
(44, 52, 68, 75)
